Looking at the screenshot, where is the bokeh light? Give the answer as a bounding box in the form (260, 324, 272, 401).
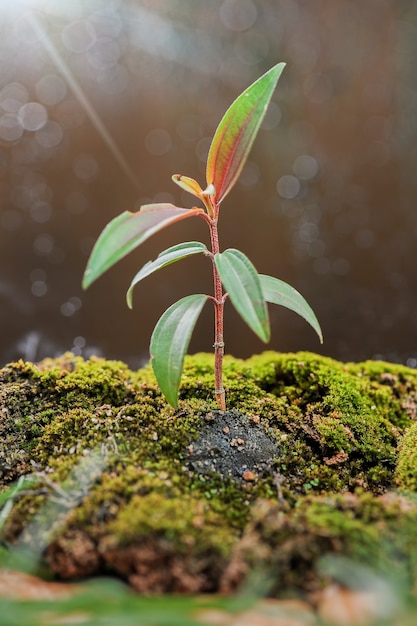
(0, 0, 416, 368)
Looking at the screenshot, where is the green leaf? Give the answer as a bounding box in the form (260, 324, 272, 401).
(206, 62, 285, 205)
(259, 274, 323, 343)
(150, 294, 209, 407)
(127, 241, 208, 308)
(82, 204, 204, 289)
(215, 249, 270, 342)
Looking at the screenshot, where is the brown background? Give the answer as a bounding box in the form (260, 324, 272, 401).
(0, 0, 416, 369)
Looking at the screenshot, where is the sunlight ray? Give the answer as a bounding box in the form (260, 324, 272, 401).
(27, 11, 141, 190)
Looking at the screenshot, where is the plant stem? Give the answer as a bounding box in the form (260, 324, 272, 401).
(209, 216, 226, 410)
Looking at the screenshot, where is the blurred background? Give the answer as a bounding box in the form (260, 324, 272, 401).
(1, 0, 416, 369)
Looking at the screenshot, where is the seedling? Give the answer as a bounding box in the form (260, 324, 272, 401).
(83, 63, 322, 410)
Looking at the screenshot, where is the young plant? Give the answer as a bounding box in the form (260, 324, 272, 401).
(83, 63, 322, 411)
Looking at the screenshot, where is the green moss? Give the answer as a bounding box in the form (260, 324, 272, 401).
(234, 491, 417, 593)
(1, 351, 417, 595)
(109, 492, 237, 557)
(394, 422, 417, 491)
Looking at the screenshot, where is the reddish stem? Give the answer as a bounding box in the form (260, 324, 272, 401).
(210, 219, 226, 410)
(200, 202, 226, 410)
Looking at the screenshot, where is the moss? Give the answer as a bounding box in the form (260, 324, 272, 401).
(1, 351, 417, 594)
(394, 422, 417, 491)
(109, 492, 237, 558)
(224, 491, 417, 594)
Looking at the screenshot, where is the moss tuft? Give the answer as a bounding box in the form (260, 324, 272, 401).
(394, 422, 417, 491)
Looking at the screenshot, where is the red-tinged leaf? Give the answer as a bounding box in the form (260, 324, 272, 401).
(206, 62, 285, 204)
(126, 241, 207, 308)
(82, 204, 204, 289)
(215, 248, 270, 342)
(150, 293, 209, 407)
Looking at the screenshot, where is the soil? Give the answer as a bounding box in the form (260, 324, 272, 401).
(186, 410, 280, 480)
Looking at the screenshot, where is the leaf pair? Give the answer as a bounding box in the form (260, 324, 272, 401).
(148, 245, 322, 406)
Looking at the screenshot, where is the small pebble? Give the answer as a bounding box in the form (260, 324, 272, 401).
(242, 470, 257, 482)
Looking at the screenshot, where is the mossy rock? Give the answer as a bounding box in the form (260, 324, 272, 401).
(1, 351, 417, 594)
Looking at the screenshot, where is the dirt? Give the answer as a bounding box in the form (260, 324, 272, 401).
(186, 410, 280, 481)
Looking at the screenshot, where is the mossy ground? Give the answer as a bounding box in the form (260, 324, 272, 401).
(1, 351, 417, 594)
